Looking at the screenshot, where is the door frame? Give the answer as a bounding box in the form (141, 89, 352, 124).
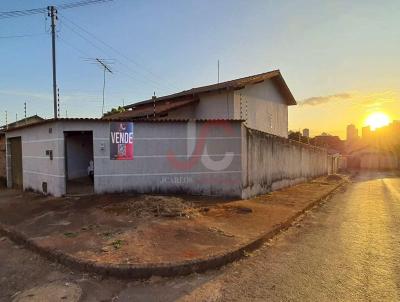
(8, 136, 23, 189)
(64, 131, 94, 194)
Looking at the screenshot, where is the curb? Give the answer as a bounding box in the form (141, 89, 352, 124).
(0, 180, 347, 279)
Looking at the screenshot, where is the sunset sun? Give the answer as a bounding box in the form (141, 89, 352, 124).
(365, 112, 390, 131)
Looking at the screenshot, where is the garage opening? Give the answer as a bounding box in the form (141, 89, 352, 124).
(64, 131, 94, 195)
(9, 137, 23, 189)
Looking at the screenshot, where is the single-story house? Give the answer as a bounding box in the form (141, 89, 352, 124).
(347, 146, 399, 170)
(5, 71, 332, 198)
(106, 70, 296, 138)
(0, 115, 44, 183)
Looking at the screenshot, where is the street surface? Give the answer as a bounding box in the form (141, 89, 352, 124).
(1, 171, 399, 301)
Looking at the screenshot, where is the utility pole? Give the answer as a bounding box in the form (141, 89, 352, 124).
(5, 111, 7, 130)
(24, 101, 27, 124)
(48, 6, 58, 119)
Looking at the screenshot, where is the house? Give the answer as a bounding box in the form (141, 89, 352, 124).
(347, 146, 399, 170)
(5, 71, 332, 199)
(311, 134, 345, 154)
(0, 115, 44, 184)
(107, 70, 296, 138)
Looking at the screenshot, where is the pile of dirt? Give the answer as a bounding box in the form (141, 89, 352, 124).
(102, 195, 198, 218)
(326, 174, 343, 182)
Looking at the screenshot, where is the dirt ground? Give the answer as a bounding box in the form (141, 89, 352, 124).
(0, 176, 344, 267)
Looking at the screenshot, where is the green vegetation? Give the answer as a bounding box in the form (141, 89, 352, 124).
(63, 232, 78, 238)
(103, 106, 125, 117)
(111, 239, 125, 250)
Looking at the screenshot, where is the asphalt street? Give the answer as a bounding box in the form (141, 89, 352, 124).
(1, 171, 399, 301)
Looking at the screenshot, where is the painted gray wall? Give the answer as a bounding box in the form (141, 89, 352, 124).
(235, 80, 289, 137)
(6, 120, 328, 200)
(93, 120, 242, 197)
(166, 90, 235, 120)
(7, 120, 243, 197)
(241, 126, 328, 199)
(0, 135, 5, 180)
(6, 122, 65, 196)
(167, 80, 289, 138)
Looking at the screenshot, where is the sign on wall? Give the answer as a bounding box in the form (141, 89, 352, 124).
(110, 122, 134, 160)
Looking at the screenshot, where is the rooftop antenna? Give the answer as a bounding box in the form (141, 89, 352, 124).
(24, 101, 27, 123)
(217, 59, 220, 83)
(1, 0, 113, 119)
(84, 58, 113, 115)
(57, 88, 60, 118)
(5, 111, 7, 130)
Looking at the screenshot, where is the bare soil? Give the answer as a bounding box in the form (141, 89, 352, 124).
(0, 175, 344, 267)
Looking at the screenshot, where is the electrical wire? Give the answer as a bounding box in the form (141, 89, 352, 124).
(59, 18, 174, 92)
(0, 0, 112, 19)
(0, 33, 47, 39)
(59, 13, 180, 91)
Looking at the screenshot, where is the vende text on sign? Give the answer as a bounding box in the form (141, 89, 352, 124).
(110, 122, 134, 160)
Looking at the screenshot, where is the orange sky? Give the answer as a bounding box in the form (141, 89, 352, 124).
(289, 90, 400, 139)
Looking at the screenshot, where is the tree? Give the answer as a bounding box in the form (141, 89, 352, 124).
(103, 106, 125, 117)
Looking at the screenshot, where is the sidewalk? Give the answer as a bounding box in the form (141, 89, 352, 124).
(0, 175, 347, 278)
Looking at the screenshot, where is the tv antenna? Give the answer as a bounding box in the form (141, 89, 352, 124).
(0, 0, 113, 119)
(85, 58, 113, 115)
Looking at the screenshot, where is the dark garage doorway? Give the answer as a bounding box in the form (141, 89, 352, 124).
(9, 137, 23, 189)
(64, 131, 94, 195)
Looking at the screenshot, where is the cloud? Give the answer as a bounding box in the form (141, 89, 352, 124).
(299, 93, 352, 106)
(0, 89, 52, 101)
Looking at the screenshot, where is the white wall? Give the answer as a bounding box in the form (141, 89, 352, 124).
(236, 80, 289, 138)
(242, 126, 328, 198)
(6, 122, 66, 196)
(166, 80, 289, 138)
(7, 120, 243, 197)
(166, 90, 235, 120)
(360, 153, 399, 170)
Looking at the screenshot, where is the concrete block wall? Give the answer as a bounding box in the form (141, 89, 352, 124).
(92, 120, 243, 197)
(6, 122, 66, 196)
(6, 120, 243, 197)
(241, 127, 328, 198)
(0, 135, 5, 183)
(360, 153, 399, 170)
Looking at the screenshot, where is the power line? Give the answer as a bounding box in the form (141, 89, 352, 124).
(58, 34, 163, 91)
(0, 33, 47, 39)
(59, 18, 173, 92)
(58, 13, 180, 91)
(0, 0, 112, 19)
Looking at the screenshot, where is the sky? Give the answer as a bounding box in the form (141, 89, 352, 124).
(1, 0, 399, 139)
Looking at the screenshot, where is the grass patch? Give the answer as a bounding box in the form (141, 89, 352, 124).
(111, 239, 125, 250)
(63, 232, 78, 238)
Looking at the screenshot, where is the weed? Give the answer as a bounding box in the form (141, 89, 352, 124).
(63, 232, 78, 238)
(111, 239, 125, 249)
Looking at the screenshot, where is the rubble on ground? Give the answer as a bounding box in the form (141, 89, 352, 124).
(101, 195, 199, 218)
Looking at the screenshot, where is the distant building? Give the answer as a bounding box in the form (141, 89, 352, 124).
(346, 124, 358, 141)
(311, 134, 345, 154)
(302, 128, 310, 138)
(0, 115, 44, 132)
(362, 126, 372, 140)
